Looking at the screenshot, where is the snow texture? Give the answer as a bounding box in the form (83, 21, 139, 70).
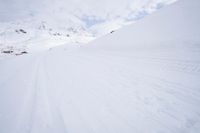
(0, 0, 200, 133)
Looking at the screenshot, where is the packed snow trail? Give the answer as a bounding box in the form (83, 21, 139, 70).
(0, 45, 200, 133)
(1, 0, 200, 132)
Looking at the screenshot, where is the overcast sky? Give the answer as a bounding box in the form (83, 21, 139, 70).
(0, 0, 177, 21)
(0, 0, 178, 36)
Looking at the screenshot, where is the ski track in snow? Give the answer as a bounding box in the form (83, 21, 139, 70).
(1, 45, 200, 133)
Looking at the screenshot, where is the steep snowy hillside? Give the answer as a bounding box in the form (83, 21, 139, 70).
(86, 0, 200, 50)
(0, 0, 200, 133)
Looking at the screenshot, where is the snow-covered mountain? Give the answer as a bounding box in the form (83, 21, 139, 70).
(0, 0, 200, 133)
(0, 17, 94, 56)
(0, 0, 177, 57)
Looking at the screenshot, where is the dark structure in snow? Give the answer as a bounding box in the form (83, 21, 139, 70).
(110, 30, 115, 34)
(19, 29, 27, 34)
(2, 50, 13, 54)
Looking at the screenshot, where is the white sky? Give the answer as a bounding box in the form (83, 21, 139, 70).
(0, 0, 177, 21)
(0, 0, 178, 36)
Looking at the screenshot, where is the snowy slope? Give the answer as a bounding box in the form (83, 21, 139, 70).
(86, 0, 200, 50)
(0, 0, 200, 133)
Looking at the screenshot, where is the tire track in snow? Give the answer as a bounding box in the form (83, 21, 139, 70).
(15, 54, 68, 133)
(36, 54, 68, 133)
(14, 56, 42, 133)
(57, 50, 200, 132)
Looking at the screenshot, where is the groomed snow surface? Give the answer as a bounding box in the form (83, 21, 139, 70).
(0, 0, 200, 133)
